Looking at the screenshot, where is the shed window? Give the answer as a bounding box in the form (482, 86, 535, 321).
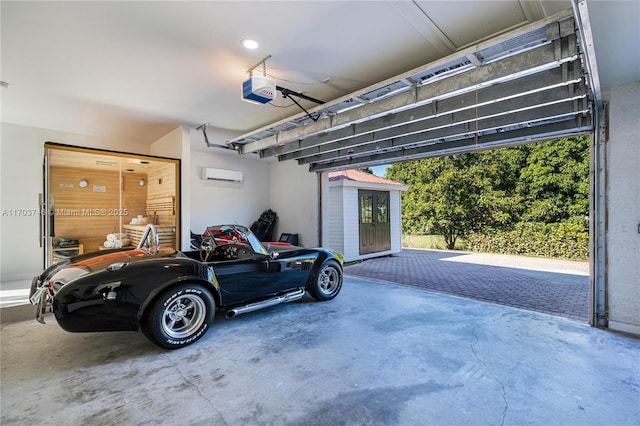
(360, 194, 373, 224)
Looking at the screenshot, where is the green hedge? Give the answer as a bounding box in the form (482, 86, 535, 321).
(465, 221, 588, 260)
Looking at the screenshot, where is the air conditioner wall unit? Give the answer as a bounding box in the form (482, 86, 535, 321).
(202, 167, 243, 182)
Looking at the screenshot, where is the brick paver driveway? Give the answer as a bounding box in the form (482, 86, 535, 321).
(345, 249, 590, 321)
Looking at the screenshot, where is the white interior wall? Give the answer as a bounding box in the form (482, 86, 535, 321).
(605, 81, 640, 335)
(189, 130, 271, 234)
(0, 123, 151, 281)
(150, 126, 183, 159)
(269, 161, 319, 247)
(149, 125, 190, 250)
(179, 127, 191, 251)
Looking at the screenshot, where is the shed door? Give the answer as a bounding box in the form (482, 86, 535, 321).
(359, 190, 391, 255)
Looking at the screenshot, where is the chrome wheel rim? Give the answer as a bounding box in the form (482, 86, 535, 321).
(162, 295, 206, 339)
(318, 266, 340, 296)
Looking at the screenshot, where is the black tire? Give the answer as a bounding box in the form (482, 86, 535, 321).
(142, 284, 215, 349)
(307, 260, 343, 301)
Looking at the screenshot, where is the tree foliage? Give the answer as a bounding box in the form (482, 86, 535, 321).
(387, 153, 515, 249)
(386, 136, 590, 252)
(517, 137, 590, 222)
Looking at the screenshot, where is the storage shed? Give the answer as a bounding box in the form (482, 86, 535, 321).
(326, 169, 408, 262)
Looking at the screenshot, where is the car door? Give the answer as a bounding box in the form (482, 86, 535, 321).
(213, 247, 318, 306)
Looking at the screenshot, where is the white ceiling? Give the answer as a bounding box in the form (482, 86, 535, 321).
(1, 1, 638, 146)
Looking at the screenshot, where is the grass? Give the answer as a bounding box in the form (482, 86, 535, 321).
(402, 234, 466, 251)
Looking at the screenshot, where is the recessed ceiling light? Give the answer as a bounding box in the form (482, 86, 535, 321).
(242, 38, 259, 49)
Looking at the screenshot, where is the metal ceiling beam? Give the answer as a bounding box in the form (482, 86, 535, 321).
(309, 117, 592, 173)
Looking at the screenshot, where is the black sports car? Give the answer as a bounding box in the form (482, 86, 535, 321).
(30, 224, 343, 349)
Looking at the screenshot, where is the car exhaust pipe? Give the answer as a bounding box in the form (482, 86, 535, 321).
(226, 288, 305, 319)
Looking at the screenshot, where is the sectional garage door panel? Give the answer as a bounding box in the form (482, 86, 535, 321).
(229, 10, 592, 172)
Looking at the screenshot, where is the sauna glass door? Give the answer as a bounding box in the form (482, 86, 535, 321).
(43, 145, 180, 267)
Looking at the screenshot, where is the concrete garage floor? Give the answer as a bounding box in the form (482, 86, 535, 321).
(1, 277, 639, 425)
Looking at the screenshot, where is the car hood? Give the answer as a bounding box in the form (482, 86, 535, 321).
(43, 247, 177, 287)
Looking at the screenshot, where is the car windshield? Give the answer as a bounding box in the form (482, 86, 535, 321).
(204, 225, 268, 255)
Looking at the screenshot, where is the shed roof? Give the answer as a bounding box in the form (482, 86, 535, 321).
(328, 169, 405, 186)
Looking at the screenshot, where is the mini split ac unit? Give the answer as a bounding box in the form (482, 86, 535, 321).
(202, 168, 243, 182)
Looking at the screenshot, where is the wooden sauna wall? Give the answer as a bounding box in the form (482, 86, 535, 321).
(146, 163, 176, 226)
(50, 166, 147, 252)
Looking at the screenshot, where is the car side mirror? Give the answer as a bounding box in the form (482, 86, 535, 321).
(269, 250, 279, 260)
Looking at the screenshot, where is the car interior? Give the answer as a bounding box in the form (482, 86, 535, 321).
(181, 242, 255, 263)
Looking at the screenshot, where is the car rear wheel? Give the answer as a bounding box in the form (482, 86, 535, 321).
(142, 284, 215, 349)
(307, 260, 343, 301)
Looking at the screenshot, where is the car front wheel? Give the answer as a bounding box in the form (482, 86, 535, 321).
(308, 260, 343, 301)
(142, 284, 215, 349)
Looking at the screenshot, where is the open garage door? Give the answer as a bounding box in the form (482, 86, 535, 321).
(228, 10, 593, 173)
(227, 6, 607, 326)
(228, 8, 605, 327)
